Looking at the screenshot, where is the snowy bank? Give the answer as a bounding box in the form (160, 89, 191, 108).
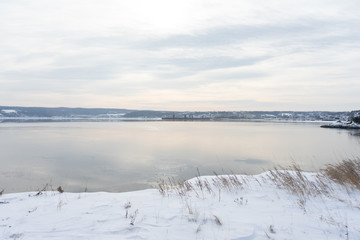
(1, 163, 360, 240)
(321, 121, 360, 129)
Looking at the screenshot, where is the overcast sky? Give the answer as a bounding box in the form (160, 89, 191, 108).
(0, 0, 359, 111)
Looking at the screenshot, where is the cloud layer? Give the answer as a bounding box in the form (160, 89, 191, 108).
(0, 0, 359, 110)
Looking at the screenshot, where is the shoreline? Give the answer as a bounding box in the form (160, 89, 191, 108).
(0, 116, 332, 124)
(321, 121, 360, 129)
(1, 160, 359, 239)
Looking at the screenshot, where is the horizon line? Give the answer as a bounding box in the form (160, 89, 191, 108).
(0, 105, 357, 113)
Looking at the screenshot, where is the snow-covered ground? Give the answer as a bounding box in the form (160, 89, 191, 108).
(321, 121, 360, 129)
(0, 110, 17, 114)
(1, 171, 359, 240)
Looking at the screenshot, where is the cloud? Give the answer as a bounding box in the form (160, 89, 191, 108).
(135, 19, 359, 50)
(152, 56, 269, 81)
(2, 65, 117, 81)
(164, 56, 267, 71)
(0, 0, 359, 110)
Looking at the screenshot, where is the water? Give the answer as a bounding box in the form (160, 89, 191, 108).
(1, 121, 359, 193)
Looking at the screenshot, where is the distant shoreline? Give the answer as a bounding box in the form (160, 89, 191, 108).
(0, 117, 333, 124)
(321, 122, 360, 129)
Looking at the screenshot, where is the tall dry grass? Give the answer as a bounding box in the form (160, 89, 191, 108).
(320, 158, 360, 191)
(157, 158, 360, 202)
(157, 171, 244, 198)
(266, 164, 320, 199)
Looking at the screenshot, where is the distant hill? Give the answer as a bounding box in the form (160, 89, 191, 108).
(122, 110, 176, 118)
(0, 106, 354, 122)
(0, 106, 132, 118)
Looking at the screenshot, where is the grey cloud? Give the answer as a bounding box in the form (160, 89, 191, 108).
(63, 20, 342, 52)
(0, 63, 124, 94)
(67, 36, 238, 76)
(40, 19, 357, 82)
(208, 71, 266, 80)
(136, 20, 359, 50)
(303, 33, 360, 49)
(62, 18, 360, 56)
(163, 56, 267, 71)
(202, 99, 316, 110)
(2, 65, 117, 81)
(14, 52, 56, 63)
(152, 56, 269, 84)
(47, 66, 117, 80)
(74, 35, 134, 49)
(157, 99, 294, 109)
(135, 25, 296, 49)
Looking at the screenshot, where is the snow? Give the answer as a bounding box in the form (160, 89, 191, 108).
(1, 172, 359, 240)
(321, 121, 360, 129)
(1, 110, 17, 114)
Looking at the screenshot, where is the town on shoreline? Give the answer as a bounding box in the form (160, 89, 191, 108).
(1, 106, 359, 123)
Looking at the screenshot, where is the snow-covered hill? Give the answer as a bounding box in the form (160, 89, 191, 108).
(1, 163, 359, 240)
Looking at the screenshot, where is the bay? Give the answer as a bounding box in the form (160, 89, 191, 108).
(1, 121, 359, 193)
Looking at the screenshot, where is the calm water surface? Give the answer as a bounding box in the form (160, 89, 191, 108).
(1, 121, 359, 193)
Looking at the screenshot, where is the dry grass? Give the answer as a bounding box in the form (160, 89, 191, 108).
(157, 177, 192, 197)
(35, 184, 50, 196)
(320, 158, 360, 191)
(157, 171, 244, 199)
(212, 172, 243, 192)
(213, 215, 222, 226)
(266, 164, 322, 199)
(264, 159, 360, 210)
(155, 159, 360, 232)
(129, 209, 139, 225)
(157, 158, 360, 212)
(57, 186, 64, 193)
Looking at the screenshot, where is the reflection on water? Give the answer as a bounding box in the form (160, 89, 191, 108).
(348, 131, 360, 138)
(0, 121, 359, 193)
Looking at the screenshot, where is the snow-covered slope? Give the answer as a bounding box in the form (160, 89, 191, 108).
(1, 171, 359, 240)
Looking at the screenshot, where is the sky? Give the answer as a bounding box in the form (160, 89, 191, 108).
(0, 0, 359, 111)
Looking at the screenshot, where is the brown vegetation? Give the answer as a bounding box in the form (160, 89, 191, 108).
(320, 159, 360, 191)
